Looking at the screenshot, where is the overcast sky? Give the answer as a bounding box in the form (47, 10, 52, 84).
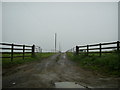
(0, 2, 1, 44)
(2, 2, 118, 52)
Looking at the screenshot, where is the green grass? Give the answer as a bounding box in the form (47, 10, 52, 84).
(66, 52, 120, 77)
(2, 52, 56, 69)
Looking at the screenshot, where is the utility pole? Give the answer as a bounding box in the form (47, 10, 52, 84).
(55, 33, 57, 52)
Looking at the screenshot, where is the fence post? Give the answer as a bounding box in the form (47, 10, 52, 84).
(32, 44, 35, 57)
(117, 41, 119, 51)
(76, 46, 79, 55)
(11, 43, 14, 61)
(23, 45, 25, 59)
(99, 43, 102, 57)
(117, 41, 120, 56)
(87, 45, 89, 56)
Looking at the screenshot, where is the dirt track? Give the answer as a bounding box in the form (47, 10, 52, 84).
(2, 53, 120, 88)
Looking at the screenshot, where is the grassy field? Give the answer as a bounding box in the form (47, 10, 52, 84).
(66, 52, 120, 77)
(2, 52, 56, 69)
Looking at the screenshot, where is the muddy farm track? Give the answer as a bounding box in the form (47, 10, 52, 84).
(2, 53, 120, 88)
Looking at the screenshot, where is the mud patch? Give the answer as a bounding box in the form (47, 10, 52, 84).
(2, 53, 120, 88)
(55, 82, 85, 88)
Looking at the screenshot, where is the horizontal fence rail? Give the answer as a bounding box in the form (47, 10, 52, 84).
(67, 41, 120, 56)
(0, 43, 42, 61)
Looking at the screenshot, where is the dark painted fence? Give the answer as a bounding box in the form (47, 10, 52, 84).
(0, 43, 36, 61)
(67, 41, 120, 56)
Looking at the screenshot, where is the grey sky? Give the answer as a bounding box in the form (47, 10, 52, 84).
(0, 2, 1, 55)
(118, 2, 120, 41)
(0, 2, 2, 90)
(2, 2, 118, 52)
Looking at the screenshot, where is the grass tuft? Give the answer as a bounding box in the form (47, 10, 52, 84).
(66, 52, 120, 77)
(2, 52, 56, 68)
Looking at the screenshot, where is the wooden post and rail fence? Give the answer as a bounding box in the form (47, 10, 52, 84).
(0, 43, 41, 61)
(67, 41, 120, 56)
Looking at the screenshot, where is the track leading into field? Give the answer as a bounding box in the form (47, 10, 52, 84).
(2, 53, 120, 88)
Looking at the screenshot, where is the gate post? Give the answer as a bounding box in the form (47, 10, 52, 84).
(76, 46, 79, 55)
(11, 43, 14, 61)
(32, 44, 35, 57)
(99, 43, 102, 57)
(23, 45, 25, 59)
(117, 41, 119, 51)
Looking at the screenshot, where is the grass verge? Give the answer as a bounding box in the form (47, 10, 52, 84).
(2, 52, 56, 69)
(66, 52, 120, 77)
